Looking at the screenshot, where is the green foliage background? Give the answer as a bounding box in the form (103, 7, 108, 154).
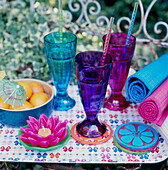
(0, 0, 167, 83)
(0, 1, 107, 83)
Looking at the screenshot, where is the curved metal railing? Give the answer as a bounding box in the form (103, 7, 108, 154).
(29, 0, 168, 47)
(2, 0, 167, 69)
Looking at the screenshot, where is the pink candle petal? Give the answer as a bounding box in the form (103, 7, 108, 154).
(54, 127, 65, 137)
(20, 127, 31, 134)
(35, 134, 45, 141)
(59, 127, 67, 142)
(45, 133, 55, 141)
(26, 120, 38, 133)
(27, 131, 38, 140)
(47, 115, 54, 131)
(19, 134, 29, 143)
(49, 137, 59, 146)
(35, 133, 55, 142)
(19, 133, 28, 137)
(40, 114, 48, 122)
(39, 140, 49, 148)
(60, 120, 68, 129)
(28, 116, 39, 125)
(29, 121, 39, 132)
(28, 137, 39, 147)
(39, 117, 47, 128)
(54, 116, 59, 125)
(53, 121, 62, 132)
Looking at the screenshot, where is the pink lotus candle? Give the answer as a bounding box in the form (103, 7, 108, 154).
(19, 114, 68, 148)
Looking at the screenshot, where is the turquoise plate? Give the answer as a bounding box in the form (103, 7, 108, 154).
(18, 125, 71, 151)
(114, 122, 159, 151)
(113, 135, 148, 155)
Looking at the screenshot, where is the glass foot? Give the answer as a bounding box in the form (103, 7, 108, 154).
(52, 94, 76, 111)
(76, 118, 106, 138)
(104, 94, 130, 111)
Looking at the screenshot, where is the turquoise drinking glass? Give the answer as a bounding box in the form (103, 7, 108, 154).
(44, 32, 77, 111)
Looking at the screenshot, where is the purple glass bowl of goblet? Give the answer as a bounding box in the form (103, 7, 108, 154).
(75, 51, 112, 138)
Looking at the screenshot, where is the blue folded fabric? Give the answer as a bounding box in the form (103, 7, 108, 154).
(126, 53, 168, 103)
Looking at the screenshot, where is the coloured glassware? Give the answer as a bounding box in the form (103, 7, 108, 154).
(103, 32, 136, 111)
(44, 32, 77, 111)
(75, 51, 112, 138)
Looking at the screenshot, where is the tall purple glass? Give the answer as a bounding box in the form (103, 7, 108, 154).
(103, 32, 136, 111)
(75, 51, 112, 138)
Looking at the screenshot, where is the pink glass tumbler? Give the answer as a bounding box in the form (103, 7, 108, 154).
(103, 32, 136, 111)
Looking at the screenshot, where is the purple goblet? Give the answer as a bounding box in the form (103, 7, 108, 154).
(75, 51, 112, 138)
(103, 32, 136, 111)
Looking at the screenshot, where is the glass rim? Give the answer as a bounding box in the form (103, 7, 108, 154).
(44, 32, 77, 45)
(102, 32, 136, 47)
(75, 51, 112, 68)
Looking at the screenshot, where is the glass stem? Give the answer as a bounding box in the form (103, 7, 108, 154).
(86, 114, 98, 122)
(57, 90, 68, 97)
(111, 91, 122, 96)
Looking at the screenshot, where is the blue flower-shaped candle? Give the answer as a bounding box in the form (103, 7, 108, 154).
(114, 122, 159, 153)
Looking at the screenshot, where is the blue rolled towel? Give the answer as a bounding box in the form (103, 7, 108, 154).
(126, 53, 168, 103)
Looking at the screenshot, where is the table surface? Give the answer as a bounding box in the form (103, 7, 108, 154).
(0, 85, 167, 164)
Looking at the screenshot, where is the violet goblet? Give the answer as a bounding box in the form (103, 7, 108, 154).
(103, 32, 136, 111)
(75, 51, 112, 138)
